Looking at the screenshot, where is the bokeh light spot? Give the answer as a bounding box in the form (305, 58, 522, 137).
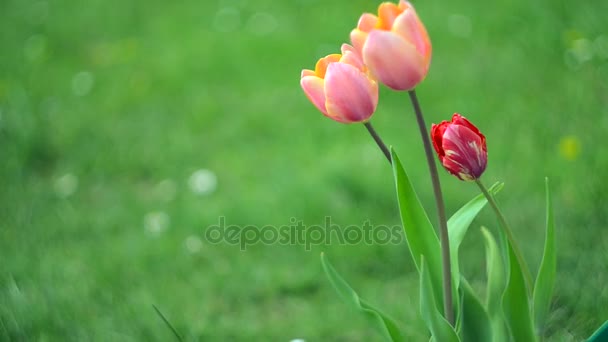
(144, 211, 170, 236)
(247, 12, 278, 36)
(184, 235, 203, 253)
(188, 169, 217, 195)
(559, 135, 581, 161)
(24, 34, 47, 62)
(71, 71, 95, 96)
(570, 38, 593, 63)
(54, 173, 78, 198)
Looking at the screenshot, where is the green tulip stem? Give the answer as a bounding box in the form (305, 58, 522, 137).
(407, 90, 454, 326)
(364, 121, 392, 164)
(475, 178, 534, 295)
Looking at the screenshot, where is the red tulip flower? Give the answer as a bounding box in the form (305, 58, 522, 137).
(431, 114, 487, 181)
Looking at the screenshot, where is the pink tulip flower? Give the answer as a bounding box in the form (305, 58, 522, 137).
(351, 0, 432, 91)
(300, 44, 378, 123)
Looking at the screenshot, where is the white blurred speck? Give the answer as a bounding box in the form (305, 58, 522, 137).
(71, 71, 94, 96)
(213, 7, 241, 33)
(447, 14, 472, 38)
(54, 173, 78, 198)
(572, 39, 593, 62)
(594, 35, 608, 59)
(184, 235, 203, 253)
(24, 34, 47, 62)
(188, 169, 217, 195)
(156, 179, 177, 202)
(289, 339, 306, 342)
(565, 38, 593, 70)
(144, 211, 170, 236)
(247, 12, 278, 36)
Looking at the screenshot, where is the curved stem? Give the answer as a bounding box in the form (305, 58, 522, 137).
(475, 179, 534, 294)
(364, 121, 391, 164)
(408, 90, 454, 326)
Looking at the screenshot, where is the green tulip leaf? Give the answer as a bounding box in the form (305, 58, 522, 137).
(587, 320, 608, 342)
(502, 241, 537, 342)
(391, 148, 444, 312)
(420, 257, 461, 342)
(448, 182, 503, 292)
(481, 227, 509, 342)
(533, 178, 556, 335)
(320, 253, 407, 342)
(458, 277, 492, 342)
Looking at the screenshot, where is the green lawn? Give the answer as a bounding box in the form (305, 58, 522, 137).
(1, 0, 607, 340)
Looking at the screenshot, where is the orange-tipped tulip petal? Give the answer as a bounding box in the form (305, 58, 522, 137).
(351, 1, 432, 91)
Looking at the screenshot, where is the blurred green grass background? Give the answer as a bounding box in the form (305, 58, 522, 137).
(1, 0, 607, 340)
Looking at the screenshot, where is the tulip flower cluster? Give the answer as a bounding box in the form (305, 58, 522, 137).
(301, 0, 431, 124)
(299, 1, 606, 342)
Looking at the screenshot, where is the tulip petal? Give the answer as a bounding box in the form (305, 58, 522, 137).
(341, 43, 357, 55)
(442, 125, 487, 180)
(431, 121, 449, 157)
(451, 114, 487, 150)
(339, 50, 365, 71)
(362, 30, 425, 90)
(301, 69, 316, 78)
(324, 63, 378, 123)
(357, 13, 378, 31)
(315, 54, 341, 78)
(300, 75, 328, 115)
(392, 8, 432, 61)
(398, 0, 411, 11)
(350, 29, 369, 56)
(377, 2, 401, 30)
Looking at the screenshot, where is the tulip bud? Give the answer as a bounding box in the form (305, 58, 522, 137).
(431, 114, 487, 181)
(350, 0, 432, 91)
(300, 44, 379, 124)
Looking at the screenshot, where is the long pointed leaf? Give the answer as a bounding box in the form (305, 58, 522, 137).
(391, 148, 443, 312)
(502, 242, 537, 342)
(320, 253, 407, 341)
(459, 277, 492, 342)
(448, 182, 504, 292)
(420, 257, 460, 342)
(481, 227, 509, 342)
(533, 178, 556, 335)
(587, 320, 608, 342)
